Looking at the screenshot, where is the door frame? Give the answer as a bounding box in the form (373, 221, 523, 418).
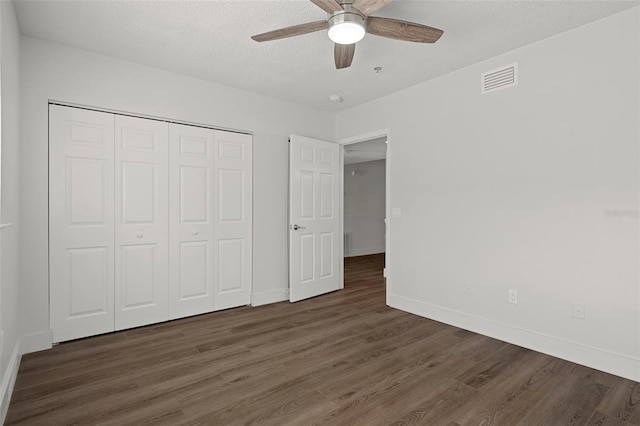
(338, 129, 391, 294)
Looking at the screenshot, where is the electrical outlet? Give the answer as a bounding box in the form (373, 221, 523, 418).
(464, 282, 473, 296)
(508, 289, 518, 304)
(572, 302, 585, 319)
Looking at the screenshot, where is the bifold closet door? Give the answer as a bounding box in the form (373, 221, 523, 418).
(51, 105, 253, 341)
(168, 124, 215, 319)
(114, 116, 169, 330)
(214, 131, 252, 310)
(49, 105, 115, 343)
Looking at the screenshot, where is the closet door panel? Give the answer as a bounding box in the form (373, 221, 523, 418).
(52, 106, 254, 340)
(120, 244, 157, 307)
(214, 131, 252, 310)
(218, 239, 244, 292)
(178, 241, 208, 296)
(49, 105, 115, 343)
(115, 116, 169, 330)
(169, 124, 214, 319)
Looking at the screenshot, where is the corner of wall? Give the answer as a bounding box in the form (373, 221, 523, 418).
(637, 3, 640, 385)
(251, 289, 288, 307)
(21, 330, 52, 355)
(0, 339, 21, 424)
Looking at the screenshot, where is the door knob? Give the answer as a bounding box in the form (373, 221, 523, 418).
(192, 230, 198, 236)
(293, 224, 306, 230)
(136, 231, 143, 238)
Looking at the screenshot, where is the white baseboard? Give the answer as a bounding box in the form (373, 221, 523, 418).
(388, 292, 640, 382)
(0, 340, 21, 424)
(251, 289, 288, 307)
(21, 330, 52, 355)
(346, 247, 385, 257)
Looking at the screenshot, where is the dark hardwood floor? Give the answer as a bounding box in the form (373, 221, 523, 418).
(6, 253, 640, 425)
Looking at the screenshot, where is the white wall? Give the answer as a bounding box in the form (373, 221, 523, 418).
(337, 8, 640, 381)
(344, 159, 385, 256)
(0, 0, 21, 421)
(19, 36, 336, 352)
(14, 3, 640, 385)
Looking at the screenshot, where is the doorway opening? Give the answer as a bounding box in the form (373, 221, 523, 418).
(341, 136, 388, 289)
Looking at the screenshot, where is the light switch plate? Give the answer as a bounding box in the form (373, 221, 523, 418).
(392, 208, 402, 218)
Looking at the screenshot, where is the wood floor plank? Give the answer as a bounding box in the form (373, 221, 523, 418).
(6, 253, 639, 425)
(451, 352, 574, 425)
(384, 379, 480, 426)
(598, 379, 640, 424)
(516, 363, 611, 425)
(587, 411, 632, 426)
(455, 343, 531, 389)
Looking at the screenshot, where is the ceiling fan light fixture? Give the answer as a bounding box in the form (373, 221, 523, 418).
(328, 12, 365, 45)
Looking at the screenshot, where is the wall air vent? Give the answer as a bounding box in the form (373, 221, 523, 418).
(481, 63, 518, 94)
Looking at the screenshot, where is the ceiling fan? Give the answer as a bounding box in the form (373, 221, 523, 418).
(251, 0, 443, 69)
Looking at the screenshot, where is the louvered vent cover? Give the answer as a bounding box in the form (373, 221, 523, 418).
(481, 63, 518, 94)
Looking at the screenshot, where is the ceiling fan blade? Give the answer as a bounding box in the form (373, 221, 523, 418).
(310, 0, 343, 13)
(367, 17, 443, 43)
(252, 20, 329, 42)
(352, 0, 394, 16)
(335, 43, 355, 69)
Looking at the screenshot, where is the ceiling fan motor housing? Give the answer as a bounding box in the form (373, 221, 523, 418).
(328, 5, 366, 44)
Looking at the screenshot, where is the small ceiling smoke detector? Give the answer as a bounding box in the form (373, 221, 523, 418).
(329, 94, 343, 103)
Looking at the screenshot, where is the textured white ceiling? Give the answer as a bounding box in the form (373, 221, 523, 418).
(14, 0, 640, 111)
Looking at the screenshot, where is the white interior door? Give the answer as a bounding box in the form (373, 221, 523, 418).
(168, 123, 214, 319)
(289, 135, 341, 302)
(114, 116, 169, 330)
(49, 105, 115, 342)
(213, 131, 252, 310)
